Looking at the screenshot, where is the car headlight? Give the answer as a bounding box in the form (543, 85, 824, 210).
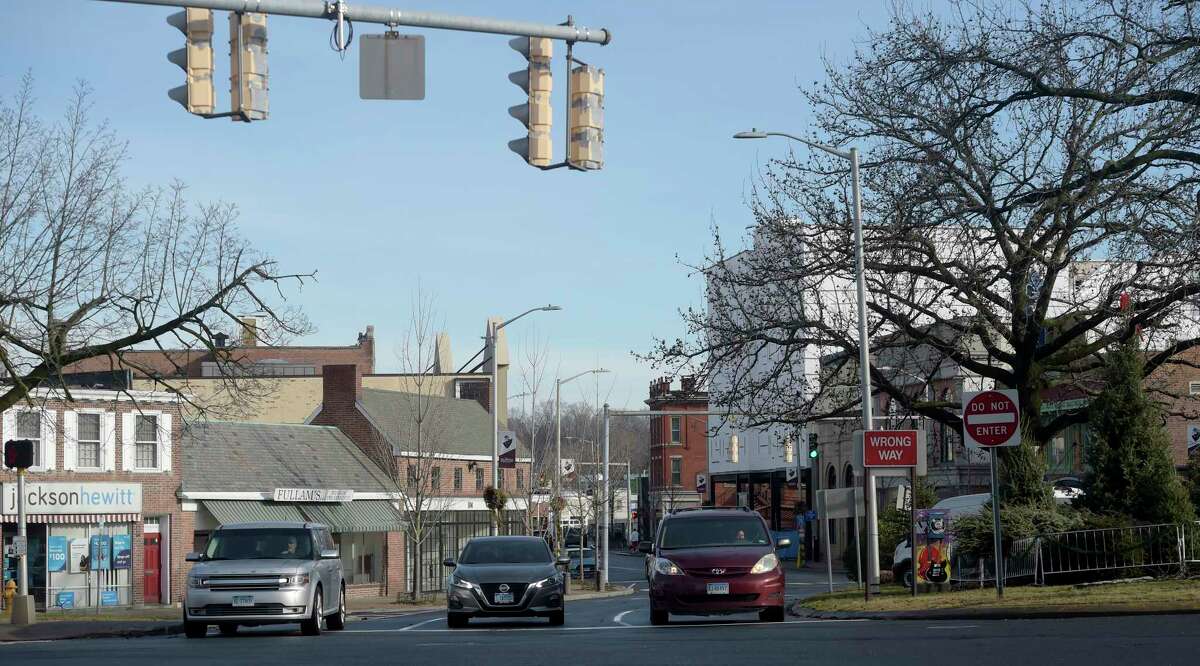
(531, 572, 564, 589)
(187, 575, 208, 589)
(750, 553, 779, 574)
(653, 558, 683, 576)
(282, 573, 310, 588)
(451, 575, 478, 591)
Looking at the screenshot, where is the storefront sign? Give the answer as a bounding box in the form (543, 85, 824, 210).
(272, 488, 355, 503)
(69, 540, 88, 573)
(101, 590, 119, 606)
(47, 536, 68, 572)
(112, 534, 132, 570)
(1, 482, 142, 515)
(56, 591, 76, 609)
(90, 535, 111, 570)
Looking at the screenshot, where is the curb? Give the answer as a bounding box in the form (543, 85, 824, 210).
(788, 602, 1200, 621)
(0, 622, 183, 643)
(564, 586, 637, 602)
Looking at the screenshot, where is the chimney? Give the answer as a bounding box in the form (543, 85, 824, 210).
(322, 364, 361, 408)
(239, 317, 258, 347)
(681, 375, 697, 393)
(357, 325, 376, 373)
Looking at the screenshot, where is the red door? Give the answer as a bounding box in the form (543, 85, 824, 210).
(144, 535, 161, 604)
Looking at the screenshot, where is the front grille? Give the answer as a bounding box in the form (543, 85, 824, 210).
(679, 593, 759, 604)
(202, 603, 287, 617)
(205, 574, 285, 591)
(479, 582, 529, 605)
(684, 567, 750, 578)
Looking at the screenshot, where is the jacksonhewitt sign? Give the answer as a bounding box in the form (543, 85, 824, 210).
(2, 482, 142, 515)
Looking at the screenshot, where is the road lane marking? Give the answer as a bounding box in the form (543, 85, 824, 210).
(614, 609, 636, 626)
(340, 618, 871, 634)
(400, 617, 444, 631)
(929, 624, 979, 629)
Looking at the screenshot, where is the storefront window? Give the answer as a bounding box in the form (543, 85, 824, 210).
(337, 532, 384, 585)
(135, 415, 159, 469)
(78, 413, 102, 469)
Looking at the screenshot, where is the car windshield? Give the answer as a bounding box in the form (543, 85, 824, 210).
(659, 516, 771, 549)
(567, 548, 595, 558)
(204, 528, 314, 561)
(459, 539, 552, 564)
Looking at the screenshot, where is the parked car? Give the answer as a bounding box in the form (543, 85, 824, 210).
(565, 546, 597, 579)
(641, 507, 790, 625)
(183, 521, 346, 638)
(443, 536, 570, 628)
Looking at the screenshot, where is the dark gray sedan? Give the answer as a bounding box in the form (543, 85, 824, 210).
(443, 536, 570, 627)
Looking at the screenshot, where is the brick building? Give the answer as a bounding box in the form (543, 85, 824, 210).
(1, 388, 188, 609)
(645, 376, 709, 523)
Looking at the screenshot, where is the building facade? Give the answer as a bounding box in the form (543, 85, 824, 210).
(645, 376, 708, 523)
(1, 389, 188, 609)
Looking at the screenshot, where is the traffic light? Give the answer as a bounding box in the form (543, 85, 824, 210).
(166, 8, 215, 115)
(229, 12, 269, 121)
(508, 37, 553, 167)
(4, 439, 34, 470)
(808, 433, 820, 459)
(568, 65, 604, 170)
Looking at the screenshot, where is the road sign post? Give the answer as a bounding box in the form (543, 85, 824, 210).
(859, 430, 925, 598)
(962, 389, 1021, 598)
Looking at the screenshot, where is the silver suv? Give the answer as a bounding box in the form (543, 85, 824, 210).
(184, 521, 346, 638)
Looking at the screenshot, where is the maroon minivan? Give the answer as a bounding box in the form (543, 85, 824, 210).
(641, 507, 790, 625)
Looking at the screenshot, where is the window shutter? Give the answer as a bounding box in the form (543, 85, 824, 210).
(63, 411, 78, 471)
(1, 410, 12, 444)
(103, 412, 117, 471)
(160, 413, 173, 472)
(41, 411, 57, 471)
(121, 413, 135, 471)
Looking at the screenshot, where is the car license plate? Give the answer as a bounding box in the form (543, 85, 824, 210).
(232, 595, 254, 607)
(493, 592, 514, 604)
(706, 583, 730, 595)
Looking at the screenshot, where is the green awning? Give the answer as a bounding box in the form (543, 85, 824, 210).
(202, 500, 306, 525)
(297, 501, 404, 533)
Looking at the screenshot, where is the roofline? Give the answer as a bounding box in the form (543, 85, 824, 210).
(180, 490, 400, 500)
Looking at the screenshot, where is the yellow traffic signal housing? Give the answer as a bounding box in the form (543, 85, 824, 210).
(166, 8, 215, 115)
(508, 37, 553, 167)
(230, 12, 269, 121)
(569, 65, 604, 170)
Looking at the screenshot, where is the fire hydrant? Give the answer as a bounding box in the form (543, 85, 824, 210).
(3, 579, 14, 613)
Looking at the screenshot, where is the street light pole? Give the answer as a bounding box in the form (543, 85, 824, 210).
(488, 305, 561, 536)
(554, 368, 609, 557)
(734, 128, 880, 594)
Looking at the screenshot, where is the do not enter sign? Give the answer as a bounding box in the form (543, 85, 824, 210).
(962, 389, 1020, 448)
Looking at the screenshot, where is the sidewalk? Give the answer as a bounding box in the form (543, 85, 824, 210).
(0, 618, 181, 642)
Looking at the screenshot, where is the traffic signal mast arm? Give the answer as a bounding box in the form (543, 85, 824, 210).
(97, 0, 612, 44)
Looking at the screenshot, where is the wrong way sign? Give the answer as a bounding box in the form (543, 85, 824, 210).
(962, 389, 1020, 448)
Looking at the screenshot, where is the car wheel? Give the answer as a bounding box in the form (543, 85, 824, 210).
(326, 585, 347, 631)
(895, 561, 914, 589)
(217, 623, 238, 636)
(183, 619, 208, 639)
(549, 610, 565, 626)
(759, 605, 785, 622)
(649, 608, 669, 626)
(301, 589, 324, 636)
(447, 614, 469, 629)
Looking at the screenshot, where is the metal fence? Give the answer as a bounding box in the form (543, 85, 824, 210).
(405, 510, 527, 595)
(953, 522, 1195, 588)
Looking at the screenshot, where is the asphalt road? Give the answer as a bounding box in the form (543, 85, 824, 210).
(4, 555, 1197, 664)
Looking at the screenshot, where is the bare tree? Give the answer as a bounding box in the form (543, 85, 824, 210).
(649, 0, 1200, 504)
(360, 286, 454, 601)
(0, 75, 311, 416)
(512, 330, 554, 535)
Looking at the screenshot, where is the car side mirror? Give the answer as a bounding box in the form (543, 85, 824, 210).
(185, 552, 204, 562)
(775, 538, 792, 549)
(320, 548, 340, 559)
(638, 542, 653, 554)
(442, 557, 456, 568)
(555, 556, 571, 567)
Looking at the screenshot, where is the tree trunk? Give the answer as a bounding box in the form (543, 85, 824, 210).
(410, 538, 421, 602)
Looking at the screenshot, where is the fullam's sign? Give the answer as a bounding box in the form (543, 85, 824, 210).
(272, 488, 355, 503)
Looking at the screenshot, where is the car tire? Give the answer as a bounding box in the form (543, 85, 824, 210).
(650, 608, 669, 626)
(447, 614, 469, 629)
(301, 589, 325, 636)
(894, 561, 914, 589)
(183, 619, 208, 639)
(759, 605, 785, 622)
(217, 623, 238, 636)
(549, 610, 565, 626)
(326, 585, 347, 631)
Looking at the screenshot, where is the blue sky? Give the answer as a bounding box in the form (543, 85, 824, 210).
(2, 1, 894, 409)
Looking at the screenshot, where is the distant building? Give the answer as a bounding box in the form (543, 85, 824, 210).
(645, 376, 708, 524)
